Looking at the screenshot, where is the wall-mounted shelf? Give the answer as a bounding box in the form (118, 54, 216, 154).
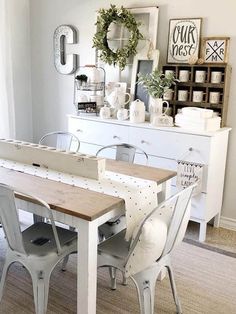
(162, 63, 232, 126)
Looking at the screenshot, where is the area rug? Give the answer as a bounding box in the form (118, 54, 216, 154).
(184, 221, 236, 258)
(0, 232, 235, 314)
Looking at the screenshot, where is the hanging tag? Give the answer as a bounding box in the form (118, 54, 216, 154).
(176, 160, 204, 195)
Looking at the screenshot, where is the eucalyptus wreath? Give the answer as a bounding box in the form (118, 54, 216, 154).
(92, 5, 143, 70)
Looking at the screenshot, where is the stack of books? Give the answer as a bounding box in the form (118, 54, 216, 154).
(175, 107, 221, 132)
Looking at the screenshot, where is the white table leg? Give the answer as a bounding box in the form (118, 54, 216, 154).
(76, 218, 98, 314)
(158, 178, 172, 203)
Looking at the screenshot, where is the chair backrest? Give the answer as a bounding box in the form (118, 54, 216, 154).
(0, 183, 63, 255)
(96, 143, 148, 164)
(39, 131, 80, 152)
(125, 184, 196, 276)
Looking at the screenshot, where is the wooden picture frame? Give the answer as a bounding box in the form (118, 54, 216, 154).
(201, 37, 230, 63)
(129, 6, 159, 49)
(130, 49, 160, 111)
(167, 18, 202, 63)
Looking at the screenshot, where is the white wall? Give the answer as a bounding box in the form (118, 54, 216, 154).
(9, 0, 32, 141)
(29, 0, 236, 221)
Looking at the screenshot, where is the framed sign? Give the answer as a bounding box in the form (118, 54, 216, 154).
(167, 18, 202, 63)
(202, 37, 230, 63)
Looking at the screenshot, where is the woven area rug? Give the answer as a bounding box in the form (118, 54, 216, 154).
(0, 230, 236, 314)
(184, 222, 236, 258)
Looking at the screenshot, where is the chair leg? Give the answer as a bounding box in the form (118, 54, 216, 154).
(31, 270, 50, 314)
(61, 255, 70, 271)
(0, 257, 12, 302)
(166, 264, 182, 314)
(122, 271, 127, 286)
(132, 267, 160, 314)
(60, 227, 75, 271)
(109, 267, 117, 290)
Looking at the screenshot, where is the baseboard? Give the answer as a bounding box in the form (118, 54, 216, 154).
(220, 216, 236, 231)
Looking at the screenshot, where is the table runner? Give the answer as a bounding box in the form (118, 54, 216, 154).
(0, 159, 158, 240)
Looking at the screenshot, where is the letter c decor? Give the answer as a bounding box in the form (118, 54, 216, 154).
(54, 25, 77, 74)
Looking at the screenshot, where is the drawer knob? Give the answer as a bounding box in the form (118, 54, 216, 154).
(141, 140, 148, 144)
(76, 129, 83, 132)
(113, 135, 120, 140)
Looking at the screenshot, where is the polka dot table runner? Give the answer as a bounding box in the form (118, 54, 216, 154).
(0, 159, 158, 240)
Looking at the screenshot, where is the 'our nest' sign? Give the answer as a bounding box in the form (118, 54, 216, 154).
(167, 18, 202, 63)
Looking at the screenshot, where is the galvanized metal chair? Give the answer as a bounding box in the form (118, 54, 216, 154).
(39, 131, 80, 152)
(37, 131, 80, 271)
(96, 143, 148, 164)
(97, 184, 196, 313)
(96, 143, 148, 240)
(0, 183, 77, 314)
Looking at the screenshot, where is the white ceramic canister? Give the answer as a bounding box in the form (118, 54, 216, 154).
(129, 99, 145, 123)
(117, 108, 129, 121)
(100, 105, 111, 119)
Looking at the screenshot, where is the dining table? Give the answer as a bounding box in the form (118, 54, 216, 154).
(0, 158, 176, 314)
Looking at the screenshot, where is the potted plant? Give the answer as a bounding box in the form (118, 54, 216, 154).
(75, 74, 88, 88)
(138, 69, 178, 122)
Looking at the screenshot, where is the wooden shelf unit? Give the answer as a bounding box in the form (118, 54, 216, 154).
(162, 63, 232, 126)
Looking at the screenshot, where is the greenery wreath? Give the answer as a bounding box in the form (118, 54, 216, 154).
(93, 5, 143, 70)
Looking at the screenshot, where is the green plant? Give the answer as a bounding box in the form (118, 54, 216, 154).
(138, 69, 178, 99)
(92, 5, 143, 70)
(75, 74, 88, 82)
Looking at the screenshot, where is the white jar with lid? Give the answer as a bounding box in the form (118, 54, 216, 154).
(129, 99, 145, 123)
(100, 105, 111, 119)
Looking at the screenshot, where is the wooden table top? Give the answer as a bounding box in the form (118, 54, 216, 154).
(106, 159, 176, 184)
(0, 162, 176, 221)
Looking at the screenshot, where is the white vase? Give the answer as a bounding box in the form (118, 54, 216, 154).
(149, 97, 169, 124)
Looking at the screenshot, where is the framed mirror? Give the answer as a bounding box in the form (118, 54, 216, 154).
(130, 49, 160, 111)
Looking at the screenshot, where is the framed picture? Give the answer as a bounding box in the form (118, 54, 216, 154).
(167, 18, 202, 63)
(130, 49, 160, 111)
(201, 37, 230, 63)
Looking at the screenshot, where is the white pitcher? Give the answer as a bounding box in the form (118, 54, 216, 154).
(149, 97, 169, 124)
(130, 99, 145, 123)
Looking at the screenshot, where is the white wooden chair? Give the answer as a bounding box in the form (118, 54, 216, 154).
(0, 183, 77, 314)
(97, 184, 196, 313)
(39, 131, 80, 152)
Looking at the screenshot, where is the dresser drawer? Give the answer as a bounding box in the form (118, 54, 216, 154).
(68, 117, 129, 146)
(129, 127, 211, 164)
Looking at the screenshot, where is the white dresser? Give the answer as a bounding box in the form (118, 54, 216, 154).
(68, 115, 231, 241)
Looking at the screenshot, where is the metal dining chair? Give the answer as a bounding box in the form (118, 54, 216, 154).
(36, 131, 80, 271)
(96, 143, 148, 164)
(0, 183, 77, 314)
(97, 184, 196, 314)
(39, 131, 80, 152)
(34, 131, 80, 225)
(96, 143, 148, 288)
(96, 143, 149, 240)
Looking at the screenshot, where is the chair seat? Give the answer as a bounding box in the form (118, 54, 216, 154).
(98, 230, 130, 260)
(22, 222, 77, 256)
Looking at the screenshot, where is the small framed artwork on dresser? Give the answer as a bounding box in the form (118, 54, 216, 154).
(201, 37, 230, 63)
(167, 18, 202, 63)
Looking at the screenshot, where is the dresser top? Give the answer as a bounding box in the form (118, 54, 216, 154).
(68, 114, 231, 137)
